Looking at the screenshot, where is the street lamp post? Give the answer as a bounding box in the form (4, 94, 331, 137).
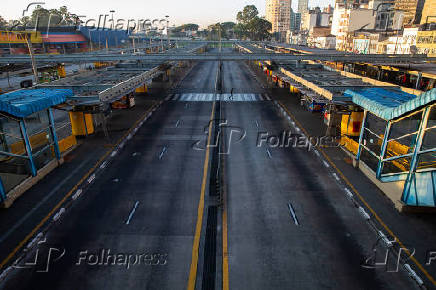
(110, 10, 115, 30)
(166, 16, 170, 49)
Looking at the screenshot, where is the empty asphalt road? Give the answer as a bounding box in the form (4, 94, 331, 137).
(0, 59, 417, 289)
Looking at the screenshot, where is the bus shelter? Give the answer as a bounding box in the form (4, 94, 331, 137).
(0, 89, 74, 205)
(345, 87, 436, 208)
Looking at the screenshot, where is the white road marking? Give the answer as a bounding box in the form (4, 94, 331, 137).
(111, 150, 118, 157)
(159, 146, 167, 160)
(72, 189, 83, 200)
(344, 188, 353, 199)
(53, 208, 66, 222)
(87, 174, 96, 184)
(288, 203, 300, 226)
(175, 120, 180, 128)
(378, 231, 393, 247)
(332, 173, 340, 181)
(323, 161, 330, 168)
(404, 264, 424, 286)
(358, 207, 370, 220)
(126, 201, 140, 225)
(266, 149, 272, 159)
(100, 161, 108, 169)
(255, 120, 259, 128)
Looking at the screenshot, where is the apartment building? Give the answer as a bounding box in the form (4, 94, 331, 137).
(331, 3, 376, 50)
(297, 0, 309, 13)
(421, 0, 436, 26)
(394, 0, 426, 25)
(266, 0, 292, 41)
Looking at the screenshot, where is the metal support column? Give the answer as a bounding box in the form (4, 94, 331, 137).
(48, 108, 61, 160)
(416, 72, 422, 90)
(0, 177, 6, 202)
(376, 121, 392, 179)
(19, 120, 37, 177)
(356, 110, 368, 161)
(402, 107, 431, 205)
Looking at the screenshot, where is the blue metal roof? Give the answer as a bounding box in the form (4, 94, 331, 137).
(0, 89, 73, 118)
(345, 88, 436, 120)
(79, 27, 130, 47)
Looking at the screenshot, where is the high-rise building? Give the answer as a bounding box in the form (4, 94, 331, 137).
(421, 0, 436, 25)
(394, 0, 426, 25)
(266, 0, 292, 40)
(290, 9, 302, 31)
(298, 0, 309, 13)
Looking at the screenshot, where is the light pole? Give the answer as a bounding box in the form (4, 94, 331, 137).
(166, 15, 170, 49)
(110, 10, 115, 30)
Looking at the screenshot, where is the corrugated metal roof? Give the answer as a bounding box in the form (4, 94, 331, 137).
(0, 89, 72, 118)
(79, 27, 129, 47)
(345, 88, 436, 120)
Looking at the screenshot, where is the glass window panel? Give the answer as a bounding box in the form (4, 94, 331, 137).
(386, 133, 417, 158)
(362, 128, 383, 157)
(382, 156, 412, 175)
(24, 111, 53, 154)
(417, 152, 436, 171)
(0, 116, 32, 193)
(422, 127, 435, 152)
(427, 105, 436, 129)
(390, 110, 423, 140)
(365, 113, 387, 136)
(24, 111, 56, 171)
(53, 109, 73, 140)
(360, 147, 379, 173)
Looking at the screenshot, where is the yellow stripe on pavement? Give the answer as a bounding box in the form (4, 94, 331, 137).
(187, 101, 216, 290)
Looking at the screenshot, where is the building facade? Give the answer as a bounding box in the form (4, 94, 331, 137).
(290, 9, 302, 31)
(331, 5, 376, 50)
(394, 0, 426, 25)
(297, 0, 309, 13)
(266, 0, 292, 41)
(421, 0, 436, 26)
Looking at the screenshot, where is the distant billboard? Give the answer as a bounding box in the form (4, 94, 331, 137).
(353, 38, 370, 54)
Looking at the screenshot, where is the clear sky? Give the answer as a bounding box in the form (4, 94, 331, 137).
(2, 0, 334, 28)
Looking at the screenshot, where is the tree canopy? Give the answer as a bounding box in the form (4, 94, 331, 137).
(16, 5, 78, 28)
(0, 16, 7, 29)
(236, 5, 271, 41)
(172, 23, 199, 33)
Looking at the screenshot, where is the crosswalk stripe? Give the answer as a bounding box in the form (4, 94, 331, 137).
(171, 93, 271, 102)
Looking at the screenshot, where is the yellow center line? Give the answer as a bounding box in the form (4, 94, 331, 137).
(277, 100, 436, 286)
(187, 101, 216, 290)
(0, 102, 159, 270)
(222, 148, 229, 290)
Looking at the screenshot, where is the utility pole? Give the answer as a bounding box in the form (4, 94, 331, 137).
(166, 16, 170, 49)
(24, 33, 38, 85)
(218, 23, 222, 53)
(88, 30, 93, 52)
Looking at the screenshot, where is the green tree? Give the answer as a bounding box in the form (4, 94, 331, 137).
(207, 23, 226, 40)
(237, 5, 259, 25)
(235, 5, 271, 40)
(250, 17, 271, 41)
(182, 24, 199, 31)
(18, 5, 75, 28)
(0, 16, 7, 29)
